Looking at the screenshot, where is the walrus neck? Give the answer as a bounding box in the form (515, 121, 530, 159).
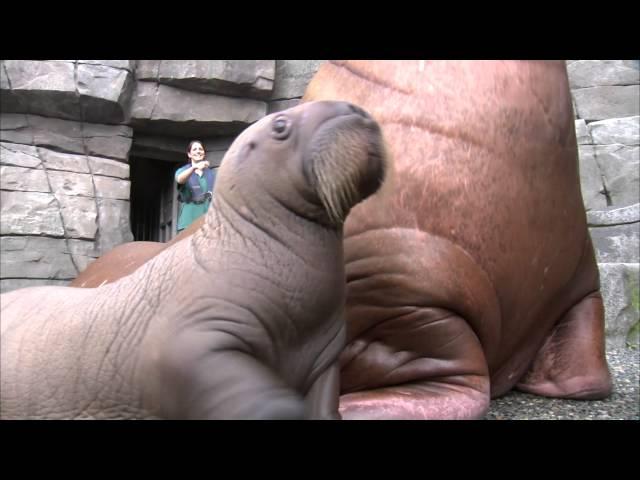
(194, 192, 342, 269)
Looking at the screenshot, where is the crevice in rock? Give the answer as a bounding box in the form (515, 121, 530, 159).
(571, 84, 640, 90)
(2, 60, 13, 90)
(599, 176, 613, 207)
(589, 219, 640, 228)
(58, 59, 94, 275)
(592, 146, 614, 208)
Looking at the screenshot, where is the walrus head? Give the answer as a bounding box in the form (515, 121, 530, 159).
(214, 100, 387, 228)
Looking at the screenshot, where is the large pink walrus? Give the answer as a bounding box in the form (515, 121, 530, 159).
(302, 60, 612, 419)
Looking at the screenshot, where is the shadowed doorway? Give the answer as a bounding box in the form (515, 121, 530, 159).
(129, 156, 180, 242)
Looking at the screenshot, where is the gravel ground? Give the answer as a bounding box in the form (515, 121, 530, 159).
(484, 345, 639, 420)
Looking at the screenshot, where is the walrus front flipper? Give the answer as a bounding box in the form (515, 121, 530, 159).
(154, 344, 307, 420)
(515, 291, 613, 399)
(305, 363, 341, 419)
(339, 228, 502, 419)
(339, 308, 491, 419)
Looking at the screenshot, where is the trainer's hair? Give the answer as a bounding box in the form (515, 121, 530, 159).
(187, 140, 205, 154)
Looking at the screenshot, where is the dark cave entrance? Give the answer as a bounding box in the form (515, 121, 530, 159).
(129, 156, 181, 242)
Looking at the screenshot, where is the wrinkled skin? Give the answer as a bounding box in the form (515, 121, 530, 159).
(70, 221, 202, 288)
(0, 100, 387, 420)
(301, 60, 612, 419)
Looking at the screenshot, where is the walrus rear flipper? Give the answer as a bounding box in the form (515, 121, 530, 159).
(516, 235, 613, 399)
(515, 291, 613, 399)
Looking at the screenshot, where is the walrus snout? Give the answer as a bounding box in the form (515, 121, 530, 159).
(303, 101, 386, 227)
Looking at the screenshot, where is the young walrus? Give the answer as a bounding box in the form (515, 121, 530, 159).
(0, 100, 387, 420)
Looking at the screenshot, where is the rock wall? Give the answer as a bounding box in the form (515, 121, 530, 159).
(571, 60, 640, 347)
(1, 59, 638, 346)
(1, 60, 137, 293)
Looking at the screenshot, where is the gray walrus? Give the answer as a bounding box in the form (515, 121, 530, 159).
(302, 60, 612, 419)
(0, 100, 387, 420)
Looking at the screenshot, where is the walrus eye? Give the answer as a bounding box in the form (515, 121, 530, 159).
(271, 115, 292, 140)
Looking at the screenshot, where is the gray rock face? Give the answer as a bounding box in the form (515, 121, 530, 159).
(0, 191, 64, 236)
(38, 148, 91, 173)
(77, 63, 135, 123)
(268, 98, 300, 114)
(588, 116, 639, 145)
(136, 60, 275, 99)
(598, 262, 640, 347)
(95, 198, 134, 252)
(270, 60, 325, 100)
(568, 60, 640, 88)
(94, 176, 130, 200)
(0, 142, 41, 168)
(572, 85, 640, 122)
(0, 236, 80, 280)
(0, 113, 133, 161)
(575, 119, 593, 144)
(130, 82, 267, 137)
(595, 145, 639, 208)
(0, 165, 50, 192)
(88, 157, 130, 179)
(579, 145, 640, 209)
(578, 145, 608, 211)
(55, 195, 98, 239)
(1, 60, 135, 124)
(78, 60, 134, 71)
(48, 171, 94, 197)
(587, 203, 640, 226)
(590, 223, 640, 263)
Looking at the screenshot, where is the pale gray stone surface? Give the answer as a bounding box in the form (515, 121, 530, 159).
(38, 148, 91, 173)
(590, 223, 640, 263)
(94, 176, 130, 200)
(578, 145, 608, 211)
(137, 60, 275, 99)
(598, 263, 640, 348)
(0, 165, 50, 192)
(587, 203, 640, 226)
(95, 198, 134, 252)
(48, 171, 95, 197)
(0, 243, 78, 279)
(54, 194, 98, 239)
(0, 191, 64, 236)
(575, 119, 593, 144)
(573, 85, 640, 121)
(0, 142, 41, 168)
(594, 145, 639, 208)
(270, 60, 325, 100)
(588, 116, 639, 145)
(0, 113, 133, 161)
(1, 60, 135, 124)
(130, 82, 267, 137)
(88, 157, 129, 179)
(568, 60, 640, 88)
(268, 98, 300, 114)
